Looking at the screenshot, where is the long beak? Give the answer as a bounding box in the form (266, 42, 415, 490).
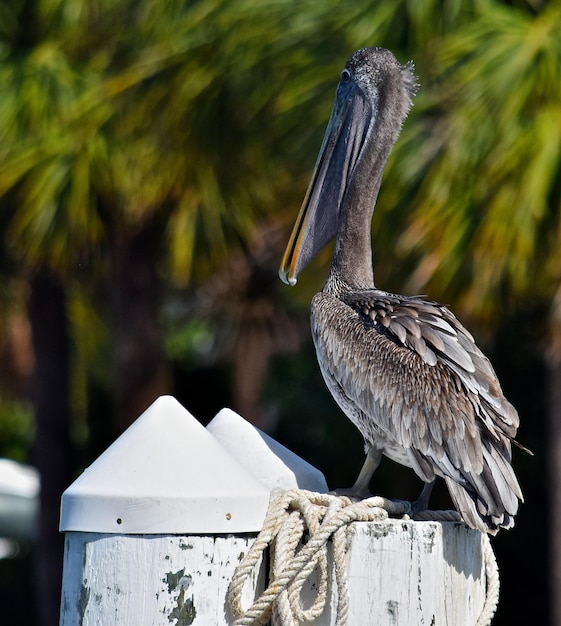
(279, 82, 371, 285)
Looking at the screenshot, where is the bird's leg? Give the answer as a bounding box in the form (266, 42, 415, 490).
(351, 446, 383, 495)
(411, 480, 435, 513)
(332, 446, 382, 499)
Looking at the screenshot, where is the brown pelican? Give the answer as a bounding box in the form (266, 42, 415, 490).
(279, 47, 523, 534)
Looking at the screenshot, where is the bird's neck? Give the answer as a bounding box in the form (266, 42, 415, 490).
(329, 129, 391, 292)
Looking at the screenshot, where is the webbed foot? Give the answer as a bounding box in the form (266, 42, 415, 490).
(329, 485, 373, 501)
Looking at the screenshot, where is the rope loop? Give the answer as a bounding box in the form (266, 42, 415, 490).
(227, 490, 406, 626)
(477, 534, 500, 626)
(227, 489, 499, 626)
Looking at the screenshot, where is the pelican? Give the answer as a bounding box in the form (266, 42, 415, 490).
(279, 47, 523, 534)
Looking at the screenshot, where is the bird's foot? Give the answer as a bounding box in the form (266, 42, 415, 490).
(329, 486, 372, 502)
(329, 488, 412, 517)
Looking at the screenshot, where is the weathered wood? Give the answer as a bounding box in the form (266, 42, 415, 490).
(60, 521, 485, 626)
(58, 398, 326, 625)
(345, 520, 485, 625)
(299, 519, 486, 625)
(60, 532, 264, 626)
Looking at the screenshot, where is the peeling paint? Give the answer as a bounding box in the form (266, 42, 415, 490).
(62, 533, 265, 625)
(368, 523, 392, 539)
(168, 587, 196, 626)
(422, 526, 437, 553)
(165, 569, 184, 592)
(78, 584, 90, 623)
(164, 569, 197, 625)
(386, 599, 399, 624)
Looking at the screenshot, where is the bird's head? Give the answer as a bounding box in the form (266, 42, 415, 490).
(279, 47, 416, 286)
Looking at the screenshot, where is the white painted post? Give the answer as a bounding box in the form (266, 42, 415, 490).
(59, 396, 490, 625)
(59, 396, 327, 625)
(305, 520, 488, 625)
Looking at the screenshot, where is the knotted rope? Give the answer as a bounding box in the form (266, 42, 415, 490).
(227, 489, 499, 626)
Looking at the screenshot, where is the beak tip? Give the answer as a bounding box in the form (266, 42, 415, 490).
(279, 268, 297, 286)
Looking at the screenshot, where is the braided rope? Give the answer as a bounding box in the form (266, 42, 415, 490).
(477, 534, 500, 626)
(411, 509, 461, 522)
(227, 490, 402, 625)
(227, 490, 499, 626)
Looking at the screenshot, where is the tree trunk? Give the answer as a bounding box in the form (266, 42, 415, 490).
(548, 355, 561, 626)
(111, 217, 170, 433)
(28, 268, 74, 626)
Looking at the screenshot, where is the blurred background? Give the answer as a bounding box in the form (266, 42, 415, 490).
(0, 0, 559, 624)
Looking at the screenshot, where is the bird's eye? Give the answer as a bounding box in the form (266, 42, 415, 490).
(341, 69, 351, 83)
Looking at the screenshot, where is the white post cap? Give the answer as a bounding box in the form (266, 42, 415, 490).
(60, 396, 270, 534)
(207, 408, 328, 493)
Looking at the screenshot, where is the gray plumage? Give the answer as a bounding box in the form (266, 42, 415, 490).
(280, 47, 523, 534)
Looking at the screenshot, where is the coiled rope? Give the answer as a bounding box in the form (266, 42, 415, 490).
(227, 489, 499, 626)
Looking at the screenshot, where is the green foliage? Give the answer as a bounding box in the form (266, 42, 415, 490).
(0, 395, 34, 462)
(385, 1, 561, 326)
(0, 0, 482, 282)
(165, 316, 217, 369)
(0, 42, 106, 269)
(0, 0, 558, 422)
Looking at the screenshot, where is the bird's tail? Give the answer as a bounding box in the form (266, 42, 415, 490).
(444, 442, 523, 534)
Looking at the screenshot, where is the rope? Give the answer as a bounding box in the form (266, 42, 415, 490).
(227, 489, 499, 626)
(227, 490, 405, 626)
(477, 534, 500, 626)
(411, 509, 461, 522)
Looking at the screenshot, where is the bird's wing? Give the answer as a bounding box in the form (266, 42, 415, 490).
(311, 290, 521, 490)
